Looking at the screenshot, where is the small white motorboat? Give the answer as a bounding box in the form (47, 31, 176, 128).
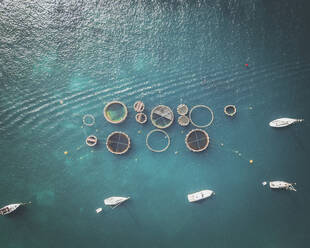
(187, 190, 215, 203)
(0, 202, 31, 216)
(104, 196, 130, 209)
(95, 208, 103, 214)
(263, 181, 296, 191)
(269, 118, 303, 128)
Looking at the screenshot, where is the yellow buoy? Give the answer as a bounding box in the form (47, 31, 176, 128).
(64, 151, 68, 155)
(249, 160, 253, 164)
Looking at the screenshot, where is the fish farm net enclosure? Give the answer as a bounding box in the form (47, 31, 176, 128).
(106, 131, 130, 155)
(224, 105, 237, 117)
(178, 115, 190, 126)
(150, 105, 174, 129)
(189, 105, 214, 128)
(146, 129, 170, 152)
(103, 101, 128, 124)
(185, 129, 209, 152)
(135, 112, 147, 124)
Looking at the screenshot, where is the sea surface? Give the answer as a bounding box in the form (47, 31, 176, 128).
(1, 0, 310, 247)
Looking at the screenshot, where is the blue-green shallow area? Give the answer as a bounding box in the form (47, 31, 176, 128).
(1, 0, 310, 247)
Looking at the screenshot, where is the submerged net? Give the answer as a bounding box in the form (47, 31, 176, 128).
(106, 132, 130, 154)
(150, 105, 174, 129)
(104, 101, 128, 124)
(185, 129, 209, 152)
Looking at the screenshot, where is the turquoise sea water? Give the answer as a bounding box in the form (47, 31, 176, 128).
(1, 0, 310, 247)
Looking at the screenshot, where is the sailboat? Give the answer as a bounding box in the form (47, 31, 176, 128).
(104, 196, 130, 209)
(269, 118, 303, 128)
(0, 202, 31, 216)
(187, 190, 215, 203)
(262, 181, 296, 191)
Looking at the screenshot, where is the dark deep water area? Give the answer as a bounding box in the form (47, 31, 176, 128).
(1, 0, 310, 247)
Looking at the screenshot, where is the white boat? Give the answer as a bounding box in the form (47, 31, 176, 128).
(187, 190, 215, 203)
(0, 202, 31, 216)
(96, 208, 103, 214)
(263, 181, 297, 191)
(104, 196, 130, 209)
(269, 118, 303, 128)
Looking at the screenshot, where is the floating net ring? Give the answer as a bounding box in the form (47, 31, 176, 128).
(224, 105, 237, 117)
(178, 115, 190, 126)
(83, 114, 95, 126)
(189, 105, 214, 128)
(135, 113, 147, 124)
(146, 129, 170, 153)
(103, 101, 128, 124)
(185, 129, 209, 152)
(150, 105, 174, 129)
(133, 101, 145, 112)
(177, 104, 188, 115)
(106, 131, 130, 155)
(86, 135, 98, 147)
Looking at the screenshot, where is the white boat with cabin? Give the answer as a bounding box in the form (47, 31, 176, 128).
(104, 196, 130, 209)
(262, 181, 296, 191)
(187, 190, 215, 203)
(269, 118, 303, 128)
(0, 202, 31, 216)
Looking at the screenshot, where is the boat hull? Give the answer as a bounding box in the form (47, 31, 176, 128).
(269, 181, 296, 191)
(104, 197, 130, 206)
(187, 190, 214, 203)
(0, 204, 21, 216)
(269, 118, 302, 128)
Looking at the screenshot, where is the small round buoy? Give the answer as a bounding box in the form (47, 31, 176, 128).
(249, 160, 253, 164)
(245, 64, 249, 67)
(64, 151, 68, 155)
(59, 100, 64, 104)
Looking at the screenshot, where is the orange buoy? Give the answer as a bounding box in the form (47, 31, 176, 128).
(249, 160, 253, 164)
(64, 151, 68, 155)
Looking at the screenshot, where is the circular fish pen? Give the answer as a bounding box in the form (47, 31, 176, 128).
(83, 114, 95, 126)
(178, 115, 190, 126)
(86, 135, 98, 147)
(146, 129, 170, 153)
(189, 105, 214, 128)
(177, 104, 188, 115)
(106, 131, 130, 155)
(150, 105, 174, 129)
(185, 129, 209, 152)
(224, 105, 237, 117)
(103, 101, 128, 124)
(135, 113, 147, 124)
(133, 101, 145, 112)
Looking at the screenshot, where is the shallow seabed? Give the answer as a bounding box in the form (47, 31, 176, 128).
(1, 0, 310, 247)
